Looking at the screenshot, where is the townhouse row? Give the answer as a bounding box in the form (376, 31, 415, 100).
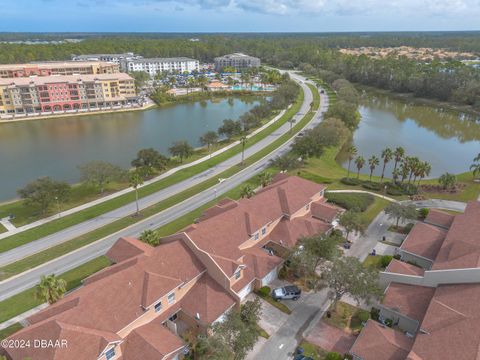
(349, 200, 480, 360)
(3, 174, 341, 360)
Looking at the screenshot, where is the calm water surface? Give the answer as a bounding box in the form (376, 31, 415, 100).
(340, 91, 480, 178)
(0, 97, 260, 201)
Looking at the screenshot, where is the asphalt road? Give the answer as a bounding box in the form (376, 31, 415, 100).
(0, 73, 314, 268)
(0, 73, 329, 301)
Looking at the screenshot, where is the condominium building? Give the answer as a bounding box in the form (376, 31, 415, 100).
(0, 61, 119, 78)
(0, 73, 137, 118)
(121, 57, 200, 77)
(350, 201, 480, 360)
(214, 53, 261, 71)
(3, 175, 341, 360)
(72, 52, 142, 63)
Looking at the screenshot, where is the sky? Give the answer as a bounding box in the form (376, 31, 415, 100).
(1, 0, 480, 32)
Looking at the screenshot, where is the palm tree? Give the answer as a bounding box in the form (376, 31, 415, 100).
(346, 146, 357, 179)
(186, 77, 196, 95)
(240, 185, 255, 199)
(471, 153, 480, 179)
(240, 135, 247, 164)
(393, 147, 405, 174)
(380, 148, 393, 183)
(407, 157, 420, 184)
(400, 161, 409, 184)
(368, 155, 380, 181)
(417, 161, 431, 185)
(258, 172, 273, 188)
(129, 170, 144, 216)
(355, 156, 365, 179)
(392, 168, 401, 184)
(35, 274, 67, 304)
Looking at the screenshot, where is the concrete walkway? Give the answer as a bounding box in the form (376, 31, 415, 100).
(0, 107, 287, 240)
(0, 218, 16, 232)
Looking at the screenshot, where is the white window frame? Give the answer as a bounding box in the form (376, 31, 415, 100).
(167, 292, 176, 304)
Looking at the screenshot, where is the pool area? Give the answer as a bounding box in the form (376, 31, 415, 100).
(231, 85, 276, 91)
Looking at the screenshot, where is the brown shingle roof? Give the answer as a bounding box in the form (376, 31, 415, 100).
(311, 200, 341, 223)
(382, 283, 435, 324)
(268, 215, 332, 248)
(432, 201, 480, 270)
(409, 283, 480, 360)
(385, 259, 425, 277)
(424, 209, 455, 229)
(400, 222, 447, 261)
(121, 316, 184, 360)
(106, 237, 153, 263)
(350, 320, 414, 360)
(181, 274, 236, 324)
(242, 247, 283, 279)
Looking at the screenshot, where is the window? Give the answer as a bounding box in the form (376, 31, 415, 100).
(305, 204, 310, 210)
(254, 233, 259, 241)
(167, 292, 175, 304)
(105, 348, 115, 360)
(154, 301, 162, 312)
(261, 227, 266, 236)
(235, 270, 241, 279)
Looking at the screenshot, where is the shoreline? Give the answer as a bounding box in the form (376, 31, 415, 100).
(0, 102, 158, 124)
(354, 83, 480, 117)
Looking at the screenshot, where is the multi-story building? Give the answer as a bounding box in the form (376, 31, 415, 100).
(214, 53, 261, 71)
(71, 53, 143, 71)
(349, 201, 480, 360)
(0, 61, 119, 78)
(121, 57, 200, 77)
(3, 175, 341, 360)
(0, 73, 137, 118)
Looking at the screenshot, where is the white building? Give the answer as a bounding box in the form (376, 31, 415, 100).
(71, 53, 143, 71)
(122, 57, 200, 77)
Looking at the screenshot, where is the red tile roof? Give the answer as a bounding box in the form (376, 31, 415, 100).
(432, 201, 480, 270)
(181, 274, 236, 324)
(311, 200, 341, 223)
(400, 222, 447, 261)
(268, 215, 332, 248)
(385, 259, 425, 277)
(409, 283, 480, 360)
(382, 283, 435, 324)
(242, 247, 283, 279)
(424, 209, 455, 229)
(349, 320, 414, 360)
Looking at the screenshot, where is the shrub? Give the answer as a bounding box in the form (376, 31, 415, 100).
(358, 311, 370, 322)
(300, 171, 333, 184)
(418, 208, 430, 219)
(384, 318, 393, 327)
(362, 181, 382, 191)
(340, 177, 362, 186)
(370, 307, 380, 321)
(380, 255, 393, 268)
(257, 286, 271, 298)
(278, 266, 287, 280)
(404, 223, 415, 233)
(325, 192, 374, 212)
(325, 352, 343, 360)
(402, 184, 418, 195)
(393, 254, 401, 260)
(386, 187, 403, 196)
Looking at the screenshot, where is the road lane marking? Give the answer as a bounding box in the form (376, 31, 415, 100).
(279, 344, 284, 349)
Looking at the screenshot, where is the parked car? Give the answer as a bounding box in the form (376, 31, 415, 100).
(343, 242, 351, 249)
(272, 285, 301, 301)
(294, 348, 313, 360)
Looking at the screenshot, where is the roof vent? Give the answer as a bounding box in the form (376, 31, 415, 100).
(195, 313, 200, 320)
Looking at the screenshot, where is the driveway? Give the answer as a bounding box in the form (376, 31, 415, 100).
(403, 199, 467, 212)
(245, 293, 289, 336)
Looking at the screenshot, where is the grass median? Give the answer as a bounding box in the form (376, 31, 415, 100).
(0, 91, 304, 255)
(0, 85, 319, 280)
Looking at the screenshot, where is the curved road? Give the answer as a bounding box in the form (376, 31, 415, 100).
(0, 73, 329, 301)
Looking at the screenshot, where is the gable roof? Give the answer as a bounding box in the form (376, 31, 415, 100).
(385, 259, 425, 277)
(268, 215, 332, 248)
(409, 283, 480, 360)
(382, 283, 435, 324)
(432, 201, 480, 270)
(424, 209, 455, 229)
(350, 320, 414, 360)
(106, 237, 153, 263)
(400, 223, 447, 261)
(311, 200, 342, 223)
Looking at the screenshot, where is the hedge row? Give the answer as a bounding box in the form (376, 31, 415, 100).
(325, 192, 374, 212)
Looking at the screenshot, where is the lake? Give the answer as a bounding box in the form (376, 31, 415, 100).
(0, 97, 261, 202)
(340, 91, 480, 178)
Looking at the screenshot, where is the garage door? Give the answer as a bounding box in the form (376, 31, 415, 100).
(237, 281, 254, 301)
(262, 268, 278, 287)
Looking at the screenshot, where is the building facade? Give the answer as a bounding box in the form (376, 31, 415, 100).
(121, 57, 199, 77)
(71, 53, 143, 71)
(0, 61, 119, 78)
(214, 53, 261, 71)
(3, 175, 340, 360)
(0, 73, 137, 118)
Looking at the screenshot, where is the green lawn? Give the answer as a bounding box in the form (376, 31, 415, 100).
(0, 224, 6, 234)
(298, 341, 328, 360)
(0, 323, 23, 340)
(0, 87, 319, 280)
(359, 197, 390, 225)
(0, 256, 110, 325)
(0, 90, 305, 255)
(323, 301, 370, 334)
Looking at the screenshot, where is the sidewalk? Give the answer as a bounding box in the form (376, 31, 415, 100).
(0, 108, 286, 241)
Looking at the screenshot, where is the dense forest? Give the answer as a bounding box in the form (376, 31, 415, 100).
(0, 33, 479, 108)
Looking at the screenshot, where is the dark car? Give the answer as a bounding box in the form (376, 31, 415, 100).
(272, 285, 301, 301)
